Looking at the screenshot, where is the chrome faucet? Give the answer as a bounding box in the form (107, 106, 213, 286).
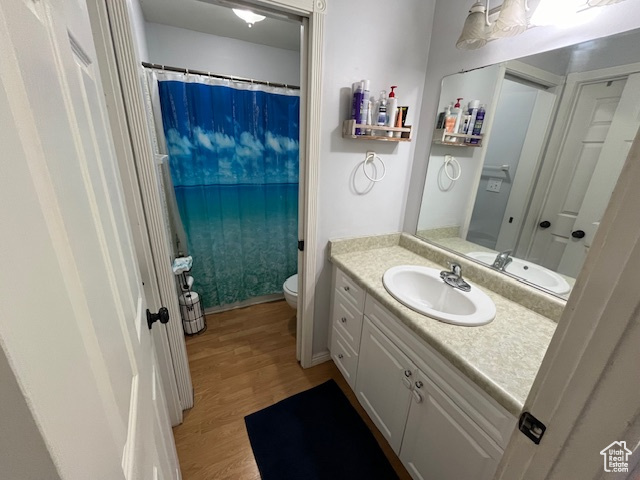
(493, 250, 513, 271)
(440, 263, 471, 292)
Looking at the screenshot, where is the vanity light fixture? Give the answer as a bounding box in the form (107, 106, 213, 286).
(457, 0, 625, 49)
(530, 0, 600, 27)
(232, 8, 266, 28)
(492, 0, 529, 38)
(456, 1, 491, 50)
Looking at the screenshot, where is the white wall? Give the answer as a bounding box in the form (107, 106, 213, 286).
(145, 22, 300, 86)
(404, 1, 640, 233)
(0, 348, 60, 480)
(313, 0, 435, 354)
(126, 0, 149, 62)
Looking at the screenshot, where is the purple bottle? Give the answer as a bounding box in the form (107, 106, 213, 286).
(351, 81, 364, 134)
(469, 104, 486, 145)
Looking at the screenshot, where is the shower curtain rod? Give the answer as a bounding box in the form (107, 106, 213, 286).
(141, 62, 300, 90)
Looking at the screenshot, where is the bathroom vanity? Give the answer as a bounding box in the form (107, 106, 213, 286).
(328, 233, 558, 480)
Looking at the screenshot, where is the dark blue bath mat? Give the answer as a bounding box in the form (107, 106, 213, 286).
(244, 379, 399, 480)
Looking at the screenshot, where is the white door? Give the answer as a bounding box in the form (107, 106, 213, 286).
(527, 78, 626, 274)
(557, 73, 640, 276)
(0, 0, 179, 478)
(355, 317, 415, 453)
(399, 370, 503, 480)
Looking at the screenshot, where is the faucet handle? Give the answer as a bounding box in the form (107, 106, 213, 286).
(450, 263, 462, 276)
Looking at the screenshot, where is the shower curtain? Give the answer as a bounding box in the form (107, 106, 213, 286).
(153, 71, 300, 309)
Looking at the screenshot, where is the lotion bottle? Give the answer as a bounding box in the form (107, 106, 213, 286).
(387, 86, 398, 137)
(452, 97, 463, 134)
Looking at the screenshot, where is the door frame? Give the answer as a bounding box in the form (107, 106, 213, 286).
(90, 0, 326, 379)
(520, 62, 640, 261)
(87, 0, 193, 419)
(495, 61, 564, 255)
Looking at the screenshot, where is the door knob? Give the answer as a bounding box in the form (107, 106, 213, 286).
(539, 220, 551, 229)
(571, 230, 586, 239)
(147, 307, 169, 330)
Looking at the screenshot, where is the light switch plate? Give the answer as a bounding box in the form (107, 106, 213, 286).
(487, 178, 502, 193)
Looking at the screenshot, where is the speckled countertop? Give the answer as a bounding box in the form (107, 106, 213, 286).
(329, 237, 558, 417)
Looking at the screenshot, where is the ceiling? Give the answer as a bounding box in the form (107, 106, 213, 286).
(139, 0, 301, 51)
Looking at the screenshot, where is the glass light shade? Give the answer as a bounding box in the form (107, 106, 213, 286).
(456, 2, 489, 50)
(232, 9, 266, 27)
(587, 0, 625, 5)
(492, 0, 529, 38)
(531, 0, 600, 26)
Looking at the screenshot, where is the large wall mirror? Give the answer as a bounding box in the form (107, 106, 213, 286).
(416, 28, 640, 299)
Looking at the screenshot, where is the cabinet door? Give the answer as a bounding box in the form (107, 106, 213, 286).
(355, 317, 416, 453)
(400, 371, 503, 480)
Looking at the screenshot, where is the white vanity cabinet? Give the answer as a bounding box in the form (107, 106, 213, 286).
(355, 316, 416, 453)
(400, 369, 503, 480)
(328, 266, 516, 480)
(328, 268, 366, 389)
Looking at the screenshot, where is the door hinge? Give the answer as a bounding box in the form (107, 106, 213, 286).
(298, 240, 304, 251)
(519, 411, 546, 445)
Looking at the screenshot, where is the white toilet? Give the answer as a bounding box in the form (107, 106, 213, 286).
(283, 274, 298, 310)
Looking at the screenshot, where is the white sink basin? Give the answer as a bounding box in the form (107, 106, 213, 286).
(382, 265, 496, 326)
(466, 251, 571, 295)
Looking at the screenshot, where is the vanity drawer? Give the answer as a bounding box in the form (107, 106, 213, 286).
(365, 295, 515, 449)
(332, 290, 364, 353)
(330, 327, 359, 390)
(335, 268, 365, 311)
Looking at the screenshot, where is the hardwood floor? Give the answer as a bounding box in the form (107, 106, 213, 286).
(173, 299, 411, 480)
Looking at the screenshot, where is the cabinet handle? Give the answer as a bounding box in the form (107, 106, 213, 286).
(412, 390, 423, 403)
(415, 381, 423, 389)
(404, 369, 412, 378)
(341, 317, 347, 323)
(338, 353, 344, 359)
(402, 377, 413, 389)
(343, 286, 350, 292)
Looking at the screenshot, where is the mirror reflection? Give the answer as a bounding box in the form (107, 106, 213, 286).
(416, 29, 640, 299)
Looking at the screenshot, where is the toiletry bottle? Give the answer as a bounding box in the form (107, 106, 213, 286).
(365, 98, 374, 135)
(452, 97, 463, 134)
(376, 90, 388, 129)
(436, 110, 447, 129)
(445, 108, 456, 134)
(352, 82, 364, 134)
(350, 82, 359, 120)
(358, 80, 370, 135)
(466, 100, 480, 135)
(387, 86, 398, 137)
(469, 104, 486, 144)
(441, 103, 453, 131)
(394, 104, 403, 138)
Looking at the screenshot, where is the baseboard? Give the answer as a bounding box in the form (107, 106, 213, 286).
(203, 294, 285, 315)
(310, 350, 331, 367)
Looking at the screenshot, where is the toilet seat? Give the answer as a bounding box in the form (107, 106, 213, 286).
(283, 274, 298, 310)
(284, 274, 298, 294)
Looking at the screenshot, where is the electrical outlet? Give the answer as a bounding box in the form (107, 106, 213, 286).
(486, 178, 502, 193)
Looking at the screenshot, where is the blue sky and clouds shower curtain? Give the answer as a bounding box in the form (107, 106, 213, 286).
(156, 72, 299, 308)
